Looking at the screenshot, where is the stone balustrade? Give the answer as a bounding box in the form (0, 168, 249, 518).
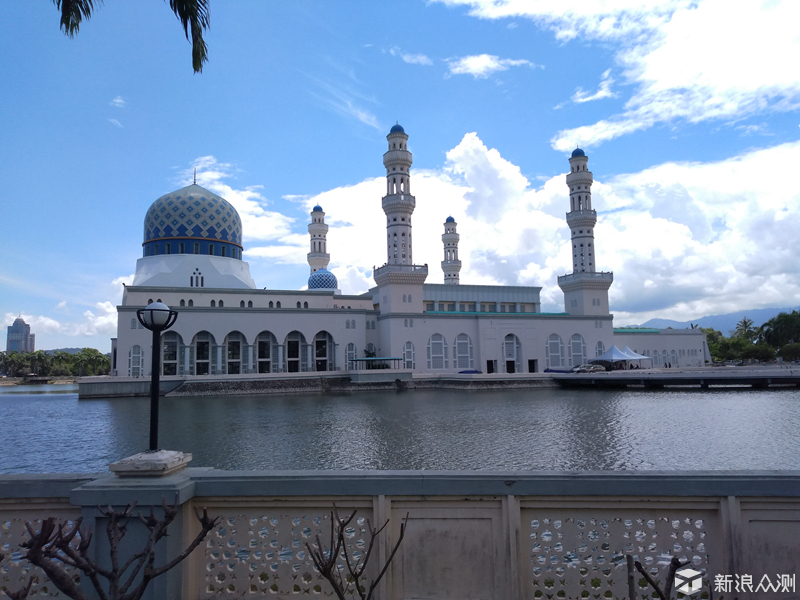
(1, 471, 799, 599)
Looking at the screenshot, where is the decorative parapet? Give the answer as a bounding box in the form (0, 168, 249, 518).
(558, 271, 614, 291)
(374, 263, 428, 286)
(2, 471, 800, 600)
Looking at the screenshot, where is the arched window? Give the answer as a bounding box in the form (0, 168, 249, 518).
(128, 345, 143, 377)
(404, 341, 415, 369)
(546, 334, 564, 369)
(297, 301, 302, 309)
(366, 342, 376, 356)
(192, 331, 215, 375)
(404, 319, 408, 328)
(351, 320, 356, 329)
(454, 334, 473, 370)
(284, 331, 307, 372)
(304, 302, 308, 309)
(276, 301, 281, 308)
(408, 319, 413, 328)
(313, 331, 335, 372)
(403, 294, 407, 303)
(503, 334, 521, 373)
(130, 318, 136, 329)
(188, 299, 193, 307)
(224, 332, 245, 375)
(248, 301, 253, 308)
(240, 300, 245, 308)
(346, 320, 351, 329)
(219, 300, 224, 308)
(595, 341, 605, 357)
(180, 299, 185, 307)
(346, 343, 357, 370)
(569, 334, 586, 367)
(269, 301, 274, 308)
(210, 300, 216, 307)
(408, 294, 412, 303)
(255, 331, 277, 373)
(161, 331, 181, 376)
(427, 334, 448, 370)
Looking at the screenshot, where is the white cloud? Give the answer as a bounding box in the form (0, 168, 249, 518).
(4, 302, 117, 338)
(446, 54, 535, 79)
(110, 96, 125, 108)
(306, 76, 380, 129)
(107, 118, 123, 128)
(435, 0, 800, 149)
(390, 47, 433, 66)
(248, 133, 800, 322)
(571, 69, 618, 104)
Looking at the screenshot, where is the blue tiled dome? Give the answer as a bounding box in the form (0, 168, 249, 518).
(308, 268, 338, 290)
(390, 123, 405, 134)
(445, 216, 455, 223)
(143, 184, 243, 247)
(312, 205, 323, 212)
(571, 147, 586, 158)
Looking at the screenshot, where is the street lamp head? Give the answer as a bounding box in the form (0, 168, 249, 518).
(137, 302, 178, 332)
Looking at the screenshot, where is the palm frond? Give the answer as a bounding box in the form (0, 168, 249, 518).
(53, 0, 101, 38)
(168, 0, 210, 73)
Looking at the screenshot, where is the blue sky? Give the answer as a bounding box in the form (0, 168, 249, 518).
(2, 0, 799, 352)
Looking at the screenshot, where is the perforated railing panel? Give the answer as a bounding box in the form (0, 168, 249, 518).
(521, 503, 722, 600)
(198, 505, 375, 598)
(0, 507, 81, 598)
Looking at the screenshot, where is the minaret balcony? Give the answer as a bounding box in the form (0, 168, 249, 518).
(382, 195, 416, 211)
(566, 210, 597, 228)
(557, 271, 613, 291)
(374, 263, 428, 286)
(566, 171, 593, 184)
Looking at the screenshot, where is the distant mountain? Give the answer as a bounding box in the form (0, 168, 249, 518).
(634, 307, 800, 336)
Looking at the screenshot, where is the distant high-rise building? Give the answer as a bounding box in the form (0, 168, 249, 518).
(6, 317, 35, 352)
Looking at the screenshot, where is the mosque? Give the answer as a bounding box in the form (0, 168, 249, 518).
(110, 125, 709, 378)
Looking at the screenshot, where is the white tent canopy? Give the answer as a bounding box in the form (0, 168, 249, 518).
(589, 345, 633, 363)
(622, 346, 651, 362)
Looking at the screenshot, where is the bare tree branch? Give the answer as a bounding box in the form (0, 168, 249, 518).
(5, 497, 218, 600)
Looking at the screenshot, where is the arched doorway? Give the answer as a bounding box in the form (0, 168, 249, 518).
(284, 331, 308, 373)
(255, 331, 278, 374)
(503, 334, 521, 373)
(161, 331, 183, 375)
(192, 331, 216, 375)
(224, 331, 248, 374)
(313, 331, 335, 371)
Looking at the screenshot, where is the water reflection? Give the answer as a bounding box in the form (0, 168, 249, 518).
(1, 387, 799, 473)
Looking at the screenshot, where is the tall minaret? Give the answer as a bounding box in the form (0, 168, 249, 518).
(558, 148, 613, 316)
(307, 205, 330, 273)
(441, 216, 461, 284)
(382, 123, 415, 265)
(566, 148, 596, 273)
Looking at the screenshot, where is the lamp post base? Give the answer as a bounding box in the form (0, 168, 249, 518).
(109, 450, 193, 477)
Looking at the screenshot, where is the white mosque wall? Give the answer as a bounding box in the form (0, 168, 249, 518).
(131, 255, 257, 289)
(613, 329, 711, 368)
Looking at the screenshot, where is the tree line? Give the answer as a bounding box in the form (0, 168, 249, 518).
(702, 310, 800, 362)
(0, 348, 110, 377)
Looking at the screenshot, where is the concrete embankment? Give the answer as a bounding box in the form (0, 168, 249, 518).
(79, 372, 558, 398)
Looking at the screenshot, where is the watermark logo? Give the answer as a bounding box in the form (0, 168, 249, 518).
(714, 573, 795, 594)
(675, 567, 703, 596)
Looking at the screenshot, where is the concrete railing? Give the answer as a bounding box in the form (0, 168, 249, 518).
(2, 471, 799, 599)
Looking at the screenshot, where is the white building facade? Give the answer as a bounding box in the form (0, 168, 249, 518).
(111, 126, 709, 377)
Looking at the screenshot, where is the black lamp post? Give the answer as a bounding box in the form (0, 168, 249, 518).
(137, 302, 178, 451)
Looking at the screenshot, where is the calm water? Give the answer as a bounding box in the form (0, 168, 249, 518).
(1, 386, 798, 473)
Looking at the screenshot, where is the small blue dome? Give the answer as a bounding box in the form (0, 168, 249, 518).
(571, 147, 586, 158)
(390, 123, 405, 134)
(445, 216, 455, 223)
(312, 205, 323, 212)
(308, 268, 338, 290)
